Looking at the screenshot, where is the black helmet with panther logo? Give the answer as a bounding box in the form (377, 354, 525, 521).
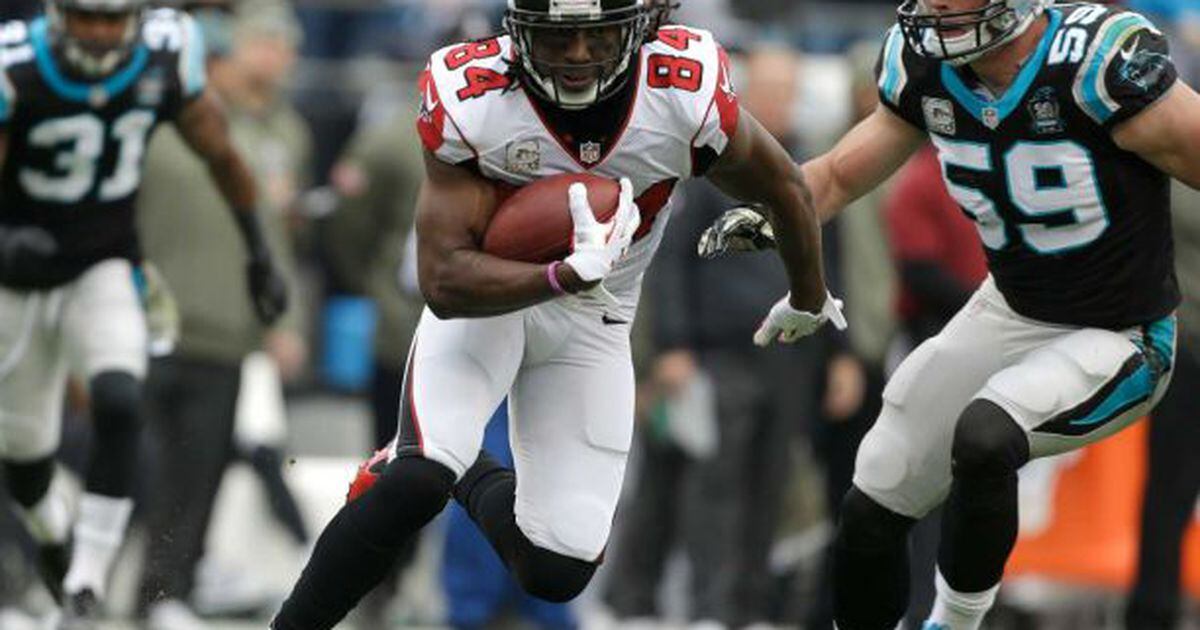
(505, 0, 648, 109)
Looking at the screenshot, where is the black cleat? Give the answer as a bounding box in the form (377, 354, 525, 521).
(35, 543, 69, 605)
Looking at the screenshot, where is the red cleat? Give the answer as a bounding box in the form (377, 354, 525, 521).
(346, 448, 392, 504)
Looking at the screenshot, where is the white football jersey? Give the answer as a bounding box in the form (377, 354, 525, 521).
(417, 26, 739, 317)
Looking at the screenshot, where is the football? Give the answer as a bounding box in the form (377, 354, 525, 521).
(482, 173, 621, 264)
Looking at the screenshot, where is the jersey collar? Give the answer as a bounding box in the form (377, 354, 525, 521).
(29, 17, 150, 106)
(939, 8, 1062, 129)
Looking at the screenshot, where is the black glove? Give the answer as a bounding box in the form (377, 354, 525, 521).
(696, 204, 777, 259)
(247, 255, 289, 325)
(0, 226, 59, 284)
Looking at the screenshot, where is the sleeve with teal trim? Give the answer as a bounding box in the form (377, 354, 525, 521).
(874, 25, 927, 132)
(0, 68, 14, 127)
(177, 12, 207, 101)
(1073, 12, 1177, 129)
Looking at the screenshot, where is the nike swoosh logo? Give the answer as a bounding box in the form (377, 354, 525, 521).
(1119, 34, 1140, 63)
(719, 68, 734, 96)
(423, 80, 439, 112)
(601, 314, 629, 325)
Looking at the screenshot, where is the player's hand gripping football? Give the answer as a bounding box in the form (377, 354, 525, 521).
(754, 292, 848, 346)
(563, 177, 641, 287)
(697, 204, 776, 259)
(247, 254, 289, 326)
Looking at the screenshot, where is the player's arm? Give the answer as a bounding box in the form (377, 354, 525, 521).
(1113, 81, 1200, 190)
(801, 104, 925, 222)
(175, 92, 289, 324)
(416, 153, 588, 319)
(705, 109, 829, 313)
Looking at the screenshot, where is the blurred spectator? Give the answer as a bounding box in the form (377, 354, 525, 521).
(1126, 0, 1200, 83)
(1126, 181, 1200, 630)
(319, 104, 427, 626)
(442, 404, 576, 630)
(134, 3, 310, 627)
(882, 144, 987, 627)
(604, 46, 817, 628)
(804, 41, 898, 630)
(0, 0, 40, 21)
(884, 147, 988, 347)
(324, 108, 424, 451)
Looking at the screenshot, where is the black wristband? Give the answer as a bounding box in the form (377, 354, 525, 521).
(233, 209, 270, 261)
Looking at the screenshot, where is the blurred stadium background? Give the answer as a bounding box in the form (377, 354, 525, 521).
(1, 0, 1199, 628)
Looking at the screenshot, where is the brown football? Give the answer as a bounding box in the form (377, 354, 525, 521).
(482, 173, 621, 264)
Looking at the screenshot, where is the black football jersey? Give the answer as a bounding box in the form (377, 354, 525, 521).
(876, 2, 1180, 330)
(0, 9, 206, 288)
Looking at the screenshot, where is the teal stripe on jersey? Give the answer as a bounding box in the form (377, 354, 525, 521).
(878, 25, 907, 106)
(29, 18, 150, 104)
(0, 73, 11, 122)
(939, 8, 1062, 128)
(1077, 13, 1156, 124)
(1069, 361, 1153, 427)
(1146, 314, 1177, 373)
(181, 14, 207, 98)
(1069, 314, 1175, 428)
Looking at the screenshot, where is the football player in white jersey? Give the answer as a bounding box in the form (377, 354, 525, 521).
(699, 0, 1200, 628)
(271, 1, 843, 628)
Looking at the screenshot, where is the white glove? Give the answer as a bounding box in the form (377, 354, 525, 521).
(754, 291, 848, 347)
(563, 178, 641, 283)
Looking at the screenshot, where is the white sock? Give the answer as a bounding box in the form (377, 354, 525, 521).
(14, 475, 71, 545)
(62, 493, 133, 597)
(924, 569, 1000, 630)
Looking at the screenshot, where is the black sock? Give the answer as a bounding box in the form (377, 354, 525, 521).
(4, 456, 55, 507)
(832, 487, 916, 630)
(273, 456, 454, 630)
(454, 451, 597, 602)
(939, 400, 1028, 592)
(454, 451, 517, 549)
(939, 469, 1020, 592)
(86, 372, 142, 497)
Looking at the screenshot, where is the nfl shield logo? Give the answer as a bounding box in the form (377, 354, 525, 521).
(579, 141, 602, 165)
(982, 106, 1001, 130)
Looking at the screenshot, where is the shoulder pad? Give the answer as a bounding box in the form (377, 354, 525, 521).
(1057, 4, 1176, 127)
(419, 36, 515, 164)
(642, 26, 739, 156)
(874, 24, 941, 130)
(142, 8, 207, 99)
(0, 21, 33, 123)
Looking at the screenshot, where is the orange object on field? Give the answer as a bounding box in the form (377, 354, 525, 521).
(1006, 419, 1200, 598)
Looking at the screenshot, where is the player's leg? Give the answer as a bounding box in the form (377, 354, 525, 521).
(273, 308, 526, 630)
(58, 259, 148, 612)
(928, 316, 1176, 630)
(457, 304, 633, 602)
(834, 283, 1010, 630)
(0, 285, 72, 602)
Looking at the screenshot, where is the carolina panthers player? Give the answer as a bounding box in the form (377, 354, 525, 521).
(0, 0, 288, 626)
(271, 1, 844, 628)
(700, 0, 1200, 628)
